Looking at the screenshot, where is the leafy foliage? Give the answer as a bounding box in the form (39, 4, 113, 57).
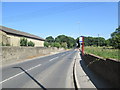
(79, 26, 120, 49)
(61, 42, 67, 49)
(44, 35, 76, 49)
(55, 35, 76, 48)
(54, 42, 61, 48)
(46, 36, 54, 43)
(55, 35, 68, 43)
(44, 26, 120, 49)
(20, 38, 28, 46)
(84, 37, 106, 46)
(44, 42, 49, 47)
(20, 37, 35, 47)
(111, 26, 120, 49)
(28, 41, 35, 47)
(1, 42, 10, 46)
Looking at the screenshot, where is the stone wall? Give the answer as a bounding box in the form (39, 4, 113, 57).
(7, 34, 44, 47)
(81, 53, 120, 88)
(1, 46, 64, 66)
(0, 30, 10, 46)
(0, 30, 44, 47)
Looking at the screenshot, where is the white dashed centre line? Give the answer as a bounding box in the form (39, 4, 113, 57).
(0, 64, 42, 84)
(49, 57, 59, 62)
(61, 54, 65, 56)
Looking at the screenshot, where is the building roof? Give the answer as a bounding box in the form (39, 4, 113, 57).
(0, 26, 45, 41)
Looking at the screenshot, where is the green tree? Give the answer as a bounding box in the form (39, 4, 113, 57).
(67, 37, 76, 48)
(44, 35, 76, 49)
(84, 37, 94, 46)
(44, 42, 49, 47)
(84, 36, 106, 47)
(50, 42, 55, 47)
(61, 42, 67, 49)
(97, 37, 106, 46)
(111, 26, 120, 49)
(111, 26, 120, 37)
(54, 42, 61, 48)
(55, 35, 68, 43)
(20, 37, 27, 46)
(28, 41, 35, 47)
(45, 36, 55, 47)
(46, 36, 54, 43)
(55, 35, 76, 48)
(104, 39, 111, 46)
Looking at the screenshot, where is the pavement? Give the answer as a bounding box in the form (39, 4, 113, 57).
(1, 50, 76, 88)
(0, 49, 111, 89)
(75, 51, 113, 89)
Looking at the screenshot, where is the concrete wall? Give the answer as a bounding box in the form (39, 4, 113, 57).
(81, 53, 120, 88)
(1, 46, 64, 65)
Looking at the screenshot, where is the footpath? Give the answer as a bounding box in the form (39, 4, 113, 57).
(75, 51, 112, 89)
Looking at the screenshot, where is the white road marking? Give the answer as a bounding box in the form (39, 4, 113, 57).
(0, 51, 74, 84)
(26, 64, 41, 71)
(75, 59, 81, 88)
(74, 53, 81, 88)
(61, 54, 65, 56)
(49, 57, 59, 62)
(0, 64, 42, 84)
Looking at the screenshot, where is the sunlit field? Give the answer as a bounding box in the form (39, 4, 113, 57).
(84, 46, 119, 60)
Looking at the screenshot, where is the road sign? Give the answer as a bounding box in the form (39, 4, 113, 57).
(79, 37, 83, 42)
(79, 36, 84, 56)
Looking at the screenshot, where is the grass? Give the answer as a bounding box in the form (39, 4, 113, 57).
(84, 46, 119, 60)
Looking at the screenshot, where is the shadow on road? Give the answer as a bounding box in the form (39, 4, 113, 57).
(13, 67, 46, 90)
(79, 59, 113, 89)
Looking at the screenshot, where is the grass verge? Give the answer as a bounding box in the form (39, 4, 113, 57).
(84, 46, 119, 60)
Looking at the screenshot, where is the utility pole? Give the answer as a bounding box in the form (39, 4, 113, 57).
(98, 34, 99, 47)
(77, 21, 80, 37)
(77, 21, 80, 48)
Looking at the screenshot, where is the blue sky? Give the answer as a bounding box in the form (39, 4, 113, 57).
(1, 2, 118, 39)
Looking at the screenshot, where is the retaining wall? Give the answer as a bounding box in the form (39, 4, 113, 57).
(81, 53, 120, 88)
(0, 46, 64, 65)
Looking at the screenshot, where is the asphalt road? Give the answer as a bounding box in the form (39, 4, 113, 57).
(1, 50, 77, 88)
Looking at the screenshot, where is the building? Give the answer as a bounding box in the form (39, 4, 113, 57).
(0, 26, 45, 47)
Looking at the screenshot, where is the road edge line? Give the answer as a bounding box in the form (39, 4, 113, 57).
(74, 54, 81, 88)
(73, 54, 79, 90)
(73, 51, 81, 90)
(0, 64, 42, 84)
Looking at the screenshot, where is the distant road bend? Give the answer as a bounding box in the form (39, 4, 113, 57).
(1, 50, 78, 88)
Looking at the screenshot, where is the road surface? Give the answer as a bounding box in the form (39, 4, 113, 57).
(1, 50, 77, 88)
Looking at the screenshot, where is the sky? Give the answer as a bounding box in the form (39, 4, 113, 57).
(1, 2, 118, 39)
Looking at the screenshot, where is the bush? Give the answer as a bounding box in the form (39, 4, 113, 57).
(1, 42, 10, 46)
(20, 38, 28, 46)
(61, 42, 67, 49)
(111, 26, 120, 49)
(44, 41, 49, 47)
(2, 42, 5, 46)
(54, 42, 61, 48)
(6, 43, 10, 46)
(28, 41, 35, 47)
